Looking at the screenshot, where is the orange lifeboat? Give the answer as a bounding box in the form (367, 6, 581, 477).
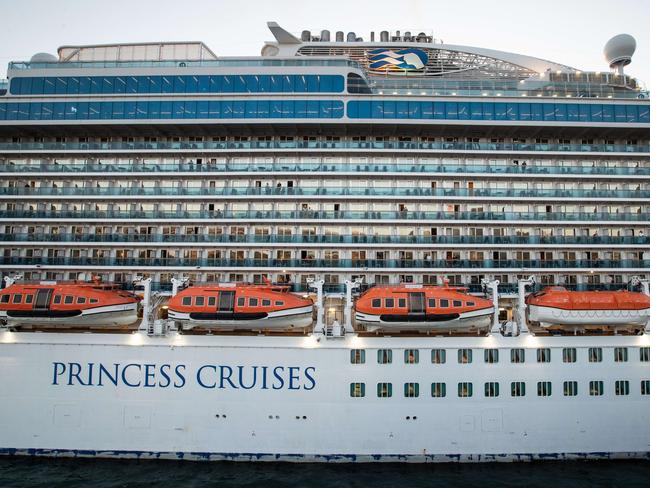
(526, 286, 650, 328)
(167, 283, 314, 331)
(354, 284, 494, 332)
(0, 281, 139, 328)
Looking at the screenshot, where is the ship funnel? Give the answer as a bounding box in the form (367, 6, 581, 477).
(380, 31, 389, 42)
(335, 31, 344, 42)
(320, 30, 330, 42)
(301, 30, 311, 41)
(370, 31, 375, 42)
(346, 32, 356, 42)
(404, 31, 412, 41)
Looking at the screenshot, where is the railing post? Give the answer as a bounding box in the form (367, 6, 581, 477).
(307, 278, 325, 334)
(133, 276, 152, 333)
(516, 276, 535, 336)
(481, 279, 500, 334)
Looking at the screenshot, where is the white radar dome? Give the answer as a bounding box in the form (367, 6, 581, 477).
(30, 52, 58, 63)
(604, 34, 636, 68)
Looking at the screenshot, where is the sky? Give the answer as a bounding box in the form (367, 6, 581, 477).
(0, 0, 649, 85)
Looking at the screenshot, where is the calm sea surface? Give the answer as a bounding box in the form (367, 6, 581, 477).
(1, 457, 650, 488)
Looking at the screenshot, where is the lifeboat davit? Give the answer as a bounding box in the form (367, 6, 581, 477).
(526, 286, 650, 328)
(0, 281, 139, 328)
(167, 283, 314, 331)
(354, 284, 494, 332)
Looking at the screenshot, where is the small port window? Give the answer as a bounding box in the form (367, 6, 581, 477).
(440, 299, 449, 307)
(89, 298, 99, 304)
(385, 298, 395, 308)
(377, 382, 392, 398)
(431, 349, 446, 364)
(484, 349, 499, 364)
(182, 296, 191, 306)
(484, 382, 499, 397)
(76, 297, 86, 304)
(398, 298, 406, 308)
(458, 348, 472, 364)
(275, 301, 284, 306)
(351, 349, 366, 364)
(0, 294, 9, 303)
(249, 298, 259, 307)
(614, 347, 628, 362)
(428, 298, 436, 307)
(511, 381, 526, 397)
(12, 294, 22, 304)
(350, 382, 365, 397)
(431, 382, 446, 397)
(371, 298, 381, 308)
(563, 348, 577, 363)
(64, 296, 74, 304)
(563, 381, 578, 396)
(262, 299, 271, 307)
(537, 348, 551, 363)
(25, 295, 33, 304)
(615, 380, 629, 396)
(195, 296, 205, 306)
(466, 301, 475, 307)
(452, 300, 462, 307)
(236, 297, 244, 307)
(511, 348, 525, 363)
(458, 382, 473, 397)
(537, 381, 552, 397)
(640, 348, 650, 362)
(588, 347, 602, 362)
(53, 295, 62, 304)
(377, 349, 392, 364)
(404, 349, 419, 364)
(404, 382, 419, 398)
(641, 380, 650, 395)
(208, 296, 217, 306)
(589, 380, 604, 396)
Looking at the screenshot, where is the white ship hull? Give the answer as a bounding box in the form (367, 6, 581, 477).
(2, 330, 650, 462)
(528, 305, 650, 328)
(0, 303, 139, 328)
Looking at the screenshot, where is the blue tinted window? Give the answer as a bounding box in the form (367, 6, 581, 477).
(183, 101, 196, 118)
(281, 100, 294, 118)
(161, 76, 173, 93)
(257, 100, 270, 117)
(258, 75, 270, 92)
(222, 101, 234, 118)
(41, 102, 53, 119)
(518, 103, 530, 120)
(31, 77, 44, 94)
(626, 105, 637, 122)
(148, 76, 161, 93)
(269, 75, 282, 93)
(331, 75, 344, 92)
(543, 104, 555, 121)
(197, 100, 209, 118)
(20, 78, 33, 95)
(10, 78, 21, 95)
(112, 101, 124, 119)
(233, 75, 246, 92)
(43, 78, 56, 94)
(55, 77, 68, 94)
(173, 100, 184, 118)
(567, 104, 579, 121)
(101, 77, 114, 94)
(115, 77, 127, 94)
(396, 101, 409, 118)
(294, 75, 307, 92)
(197, 75, 210, 92)
(17, 103, 29, 120)
(125, 77, 138, 93)
(531, 104, 543, 120)
(29, 102, 42, 120)
(52, 102, 65, 120)
(148, 100, 160, 118)
(78, 77, 91, 93)
(639, 105, 649, 122)
(222, 76, 234, 93)
(0, 103, 5, 120)
(90, 77, 102, 94)
(294, 100, 307, 117)
(244, 75, 258, 92)
(208, 100, 220, 117)
(124, 101, 136, 118)
(100, 101, 112, 119)
(185, 75, 198, 93)
(554, 103, 567, 121)
(494, 103, 506, 120)
(89, 102, 101, 119)
(306, 75, 319, 92)
(320, 75, 333, 92)
(245, 100, 258, 118)
(457, 102, 469, 120)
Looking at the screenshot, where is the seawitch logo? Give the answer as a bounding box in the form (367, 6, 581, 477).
(51, 362, 316, 391)
(367, 48, 428, 71)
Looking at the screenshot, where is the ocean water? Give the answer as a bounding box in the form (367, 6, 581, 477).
(1, 458, 650, 488)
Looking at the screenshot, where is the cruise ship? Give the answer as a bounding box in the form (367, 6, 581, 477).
(1, 23, 650, 463)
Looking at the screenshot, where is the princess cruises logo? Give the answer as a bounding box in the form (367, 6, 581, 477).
(367, 48, 428, 71)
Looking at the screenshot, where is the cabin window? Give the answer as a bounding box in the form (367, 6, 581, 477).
(350, 382, 365, 397)
(64, 296, 74, 304)
(182, 296, 191, 306)
(77, 297, 86, 304)
(511, 381, 526, 397)
(440, 299, 449, 307)
(589, 380, 604, 396)
(431, 382, 446, 397)
(484, 349, 499, 364)
(537, 348, 551, 363)
(563, 381, 578, 396)
(452, 300, 462, 307)
(53, 295, 62, 304)
(0, 294, 9, 303)
(537, 381, 552, 397)
(458, 348, 472, 364)
(431, 349, 446, 364)
(262, 299, 271, 307)
(588, 347, 602, 363)
(398, 298, 406, 308)
(90, 298, 98, 304)
(484, 382, 499, 397)
(615, 380, 630, 396)
(249, 298, 259, 307)
(195, 296, 205, 306)
(275, 301, 284, 306)
(428, 298, 436, 307)
(371, 298, 381, 308)
(466, 301, 475, 306)
(458, 382, 473, 397)
(12, 294, 22, 304)
(377, 382, 392, 398)
(562, 348, 577, 363)
(404, 382, 419, 398)
(377, 349, 392, 364)
(351, 349, 366, 364)
(640, 348, 650, 362)
(614, 347, 628, 362)
(25, 295, 33, 304)
(385, 298, 395, 308)
(642, 380, 650, 395)
(511, 348, 525, 363)
(206, 296, 215, 306)
(236, 297, 244, 307)
(404, 349, 419, 364)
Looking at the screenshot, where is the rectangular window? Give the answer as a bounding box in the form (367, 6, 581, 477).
(484, 349, 499, 364)
(428, 298, 436, 307)
(511, 381, 526, 397)
(249, 297, 259, 307)
(458, 348, 472, 364)
(589, 380, 604, 396)
(640, 348, 650, 362)
(371, 298, 381, 308)
(431, 382, 446, 397)
(563, 381, 578, 396)
(12, 294, 22, 304)
(182, 296, 191, 306)
(563, 348, 577, 363)
(76, 297, 86, 304)
(614, 347, 628, 362)
(208, 296, 217, 307)
(484, 382, 500, 397)
(236, 296, 244, 307)
(642, 380, 650, 395)
(64, 296, 74, 304)
(431, 349, 446, 364)
(458, 382, 473, 397)
(262, 299, 271, 306)
(275, 301, 284, 306)
(377, 382, 392, 398)
(53, 295, 61, 304)
(588, 347, 603, 363)
(350, 382, 365, 397)
(377, 349, 393, 364)
(615, 380, 630, 396)
(0, 294, 9, 304)
(25, 295, 33, 304)
(89, 298, 98, 304)
(195, 296, 205, 306)
(404, 349, 419, 364)
(350, 349, 365, 364)
(398, 298, 406, 308)
(537, 381, 552, 397)
(511, 348, 525, 363)
(440, 299, 449, 307)
(537, 348, 551, 363)
(404, 382, 419, 398)
(385, 298, 395, 308)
